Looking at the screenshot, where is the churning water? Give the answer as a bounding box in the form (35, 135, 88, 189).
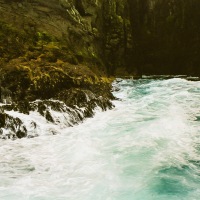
(1, 78, 200, 200)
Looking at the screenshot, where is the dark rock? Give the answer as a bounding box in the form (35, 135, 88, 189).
(16, 125, 27, 139)
(38, 102, 46, 116)
(16, 130, 27, 139)
(2, 104, 15, 111)
(0, 112, 6, 128)
(45, 110, 54, 123)
(27, 135, 35, 139)
(17, 100, 30, 114)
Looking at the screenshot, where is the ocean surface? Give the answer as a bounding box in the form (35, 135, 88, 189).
(1, 78, 200, 200)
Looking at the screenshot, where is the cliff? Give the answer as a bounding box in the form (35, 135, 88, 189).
(1, 0, 200, 77)
(1, 0, 200, 138)
(128, 0, 200, 75)
(0, 0, 136, 98)
(0, 0, 119, 139)
(0, 0, 134, 75)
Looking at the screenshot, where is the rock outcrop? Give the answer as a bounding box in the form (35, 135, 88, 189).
(0, 90, 113, 139)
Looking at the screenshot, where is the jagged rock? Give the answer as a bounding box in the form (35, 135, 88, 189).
(56, 87, 113, 112)
(17, 101, 30, 114)
(38, 102, 46, 116)
(45, 110, 54, 123)
(0, 113, 6, 128)
(16, 129, 27, 139)
(0, 90, 113, 140)
(0, 113, 28, 139)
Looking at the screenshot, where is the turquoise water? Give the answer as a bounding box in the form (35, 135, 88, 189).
(1, 78, 200, 199)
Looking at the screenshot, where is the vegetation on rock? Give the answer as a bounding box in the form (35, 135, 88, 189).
(1, 0, 200, 78)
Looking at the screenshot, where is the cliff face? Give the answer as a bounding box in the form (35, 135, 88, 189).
(0, 0, 134, 76)
(101, 0, 133, 75)
(128, 0, 200, 75)
(1, 0, 200, 78)
(0, 0, 103, 69)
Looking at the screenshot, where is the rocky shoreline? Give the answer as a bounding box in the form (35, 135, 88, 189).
(0, 94, 113, 140)
(0, 58, 114, 139)
(0, 0, 117, 140)
(0, 75, 114, 139)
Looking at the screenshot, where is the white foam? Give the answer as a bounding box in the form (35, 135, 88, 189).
(1, 78, 200, 199)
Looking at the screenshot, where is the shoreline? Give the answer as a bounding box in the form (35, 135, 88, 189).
(0, 61, 115, 139)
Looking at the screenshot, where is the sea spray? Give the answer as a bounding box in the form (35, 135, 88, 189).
(1, 78, 200, 199)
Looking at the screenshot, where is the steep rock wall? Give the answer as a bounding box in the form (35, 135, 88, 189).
(128, 0, 200, 75)
(0, 0, 135, 76)
(1, 0, 200, 77)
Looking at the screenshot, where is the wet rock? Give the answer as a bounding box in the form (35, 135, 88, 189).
(0, 93, 114, 140)
(16, 125, 27, 139)
(38, 102, 46, 116)
(2, 104, 15, 111)
(27, 135, 35, 139)
(0, 76, 114, 140)
(0, 114, 28, 139)
(17, 100, 30, 114)
(16, 130, 27, 139)
(45, 110, 54, 123)
(0, 112, 6, 128)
